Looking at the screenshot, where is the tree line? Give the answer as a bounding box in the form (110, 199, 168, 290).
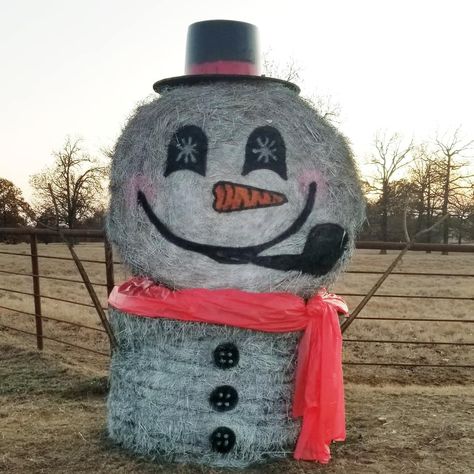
(1, 138, 108, 242)
(1, 131, 473, 244)
(361, 128, 473, 245)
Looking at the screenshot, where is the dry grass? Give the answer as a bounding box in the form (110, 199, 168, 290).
(332, 249, 474, 385)
(1, 242, 472, 383)
(0, 242, 473, 472)
(1, 344, 472, 474)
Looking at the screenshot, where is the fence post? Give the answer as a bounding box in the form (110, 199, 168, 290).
(104, 237, 115, 295)
(30, 234, 43, 350)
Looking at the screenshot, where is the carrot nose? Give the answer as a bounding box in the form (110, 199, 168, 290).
(213, 181, 288, 213)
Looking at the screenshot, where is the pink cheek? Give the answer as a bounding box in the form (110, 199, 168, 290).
(298, 171, 328, 201)
(125, 174, 157, 209)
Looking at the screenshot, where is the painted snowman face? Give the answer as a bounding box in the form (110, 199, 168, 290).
(107, 82, 365, 296)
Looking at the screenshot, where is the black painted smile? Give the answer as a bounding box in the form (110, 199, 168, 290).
(137, 182, 348, 276)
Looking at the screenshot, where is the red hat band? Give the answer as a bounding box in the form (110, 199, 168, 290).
(186, 60, 259, 76)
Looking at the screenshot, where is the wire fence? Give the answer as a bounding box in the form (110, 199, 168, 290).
(0, 227, 473, 371)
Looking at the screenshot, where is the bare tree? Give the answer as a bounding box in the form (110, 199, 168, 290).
(433, 129, 473, 251)
(262, 52, 341, 123)
(408, 145, 443, 245)
(30, 138, 107, 229)
(368, 132, 414, 250)
(262, 52, 301, 83)
(450, 190, 474, 244)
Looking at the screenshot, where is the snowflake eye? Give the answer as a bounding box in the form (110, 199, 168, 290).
(165, 125, 208, 177)
(243, 126, 287, 180)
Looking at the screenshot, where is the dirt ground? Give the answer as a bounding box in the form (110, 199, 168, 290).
(0, 243, 473, 472)
(0, 343, 472, 474)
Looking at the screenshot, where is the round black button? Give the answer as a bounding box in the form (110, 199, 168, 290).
(209, 385, 238, 412)
(210, 426, 236, 453)
(213, 343, 239, 369)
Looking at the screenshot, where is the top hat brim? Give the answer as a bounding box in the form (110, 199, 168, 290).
(153, 74, 300, 94)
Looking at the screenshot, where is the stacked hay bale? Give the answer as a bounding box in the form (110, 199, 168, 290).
(106, 20, 365, 468)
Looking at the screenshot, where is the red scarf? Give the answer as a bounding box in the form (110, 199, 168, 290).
(109, 277, 347, 463)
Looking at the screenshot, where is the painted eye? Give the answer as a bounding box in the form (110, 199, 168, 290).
(243, 126, 287, 180)
(164, 125, 208, 177)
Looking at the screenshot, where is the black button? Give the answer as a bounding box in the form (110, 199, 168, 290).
(209, 385, 238, 412)
(213, 343, 239, 369)
(210, 426, 236, 453)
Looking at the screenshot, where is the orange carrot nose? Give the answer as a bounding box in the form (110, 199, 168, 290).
(213, 181, 288, 213)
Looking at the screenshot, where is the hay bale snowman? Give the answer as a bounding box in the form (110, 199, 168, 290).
(106, 20, 365, 468)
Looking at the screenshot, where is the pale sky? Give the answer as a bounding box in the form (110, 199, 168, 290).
(1, 0, 473, 200)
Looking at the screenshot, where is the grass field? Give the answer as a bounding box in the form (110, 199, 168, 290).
(0, 242, 473, 473)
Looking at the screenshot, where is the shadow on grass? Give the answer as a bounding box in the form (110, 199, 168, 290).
(0, 343, 108, 399)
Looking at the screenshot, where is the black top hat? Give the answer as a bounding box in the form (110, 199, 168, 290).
(153, 20, 299, 93)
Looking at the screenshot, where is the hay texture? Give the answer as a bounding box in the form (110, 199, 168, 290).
(107, 81, 365, 296)
(106, 80, 365, 467)
(108, 310, 300, 467)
